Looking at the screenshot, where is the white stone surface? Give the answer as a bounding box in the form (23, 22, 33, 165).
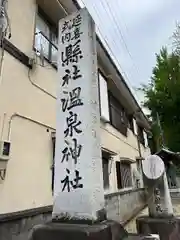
(142, 155, 165, 180)
(53, 8, 104, 221)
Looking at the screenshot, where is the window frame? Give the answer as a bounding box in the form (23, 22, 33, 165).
(108, 92, 128, 136)
(120, 161, 132, 188)
(34, 8, 58, 68)
(116, 161, 132, 190)
(116, 161, 122, 189)
(102, 151, 110, 190)
(128, 114, 134, 133)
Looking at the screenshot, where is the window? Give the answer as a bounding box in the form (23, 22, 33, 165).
(109, 93, 128, 136)
(34, 13, 58, 65)
(2, 142, 10, 156)
(138, 125, 145, 146)
(128, 115, 134, 133)
(116, 161, 132, 189)
(98, 71, 110, 122)
(116, 162, 122, 189)
(102, 151, 110, 189)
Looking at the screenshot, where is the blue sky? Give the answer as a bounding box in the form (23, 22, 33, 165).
(78, 0, 180, 104)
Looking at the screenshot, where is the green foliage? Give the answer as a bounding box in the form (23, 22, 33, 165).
(140, 37, 180, 152)
(147, 121, 161, 153)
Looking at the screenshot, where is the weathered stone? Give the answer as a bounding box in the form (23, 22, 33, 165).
(28, 220, 128, 240)
(136, 216, 180, 240)
(105, 188, 146, 223)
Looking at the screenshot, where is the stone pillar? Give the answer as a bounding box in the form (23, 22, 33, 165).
(29, 7, 128, 240)
(137, 155, 175, 239)
(53, 7, 105, 222)
(142, 155, 165, 217)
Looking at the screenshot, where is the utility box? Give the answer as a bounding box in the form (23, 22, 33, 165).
(0, 141, 10, 183)
(0, 140, 11, 161)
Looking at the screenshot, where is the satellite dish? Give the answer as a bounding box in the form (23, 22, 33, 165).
(142, 155, 165, 180)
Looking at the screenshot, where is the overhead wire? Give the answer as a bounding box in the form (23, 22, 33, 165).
(87, 2, 131, 82)
(113, 1, 131, 39)
(80, 0, 139, 101)
(99, 0, 133, 61)
(76, 1, 140, 107)
(103, 0, 142, 87)
(98, 0, 142, 100)
(96, 0, 132, 77)
(83, 1, 128, 75)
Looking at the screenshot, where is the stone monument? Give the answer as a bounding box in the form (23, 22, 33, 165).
(137, 154, 180, 240)
(29, 8, 127, 240)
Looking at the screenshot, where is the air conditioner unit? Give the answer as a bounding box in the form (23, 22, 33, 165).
(0, 141, 11, 161)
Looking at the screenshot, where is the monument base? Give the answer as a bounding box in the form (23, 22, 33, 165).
(29, 220, 128, 240)
(136, 216, 180, 240)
